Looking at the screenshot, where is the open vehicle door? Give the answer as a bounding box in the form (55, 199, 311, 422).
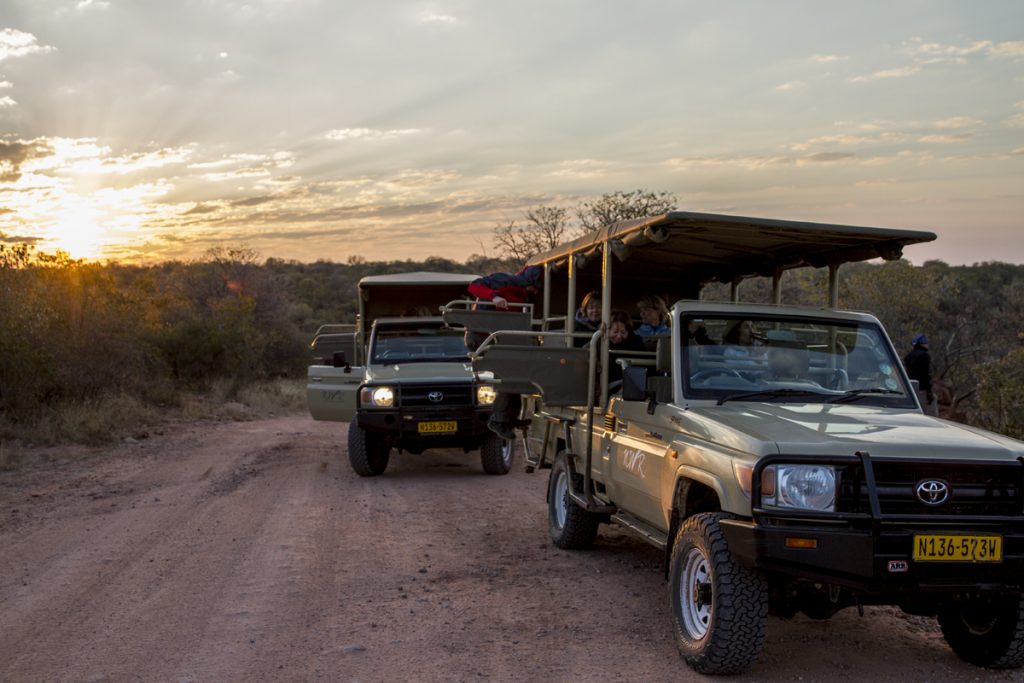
(307, 351, 364, 423)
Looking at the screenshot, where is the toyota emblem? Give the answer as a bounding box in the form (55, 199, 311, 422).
(915, 479, 951, 506)
(428, 391, 444, 403)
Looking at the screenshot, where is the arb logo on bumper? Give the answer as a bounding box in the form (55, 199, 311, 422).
(887, 560, 909, 573)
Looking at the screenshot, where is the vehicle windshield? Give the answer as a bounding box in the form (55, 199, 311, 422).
(370, 322, 469, 363)
(681, 314, 917, 408)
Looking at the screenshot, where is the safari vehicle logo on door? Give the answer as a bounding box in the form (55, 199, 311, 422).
(621, 448, 646, 477)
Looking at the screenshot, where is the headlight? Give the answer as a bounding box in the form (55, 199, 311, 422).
(359, 385, 395, 408)
(476, 384, 497, 405)
(762, 464, 835, 511)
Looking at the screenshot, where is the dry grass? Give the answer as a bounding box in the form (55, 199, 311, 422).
(0, 378, 307, 464)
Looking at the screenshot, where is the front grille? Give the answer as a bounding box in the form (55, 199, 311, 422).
(837, 460, 1024, 517)
(400, 383, 474, 408)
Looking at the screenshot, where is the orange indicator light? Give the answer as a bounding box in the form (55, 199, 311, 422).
(784, 537, 818, 550)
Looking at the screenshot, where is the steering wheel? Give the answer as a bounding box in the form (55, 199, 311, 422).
(690, 368, 744, 383)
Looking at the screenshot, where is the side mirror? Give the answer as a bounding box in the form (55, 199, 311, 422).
(332, 351, 352, 373)
(622, 366, 648, 402)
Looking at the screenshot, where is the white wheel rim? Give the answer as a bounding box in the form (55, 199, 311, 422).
(553, 470, 568, 529)
(679, 547, 712, 640)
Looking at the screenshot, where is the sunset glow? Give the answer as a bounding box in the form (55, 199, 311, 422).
(0, 3, 1022, 265)
(48, 208, 107, 259)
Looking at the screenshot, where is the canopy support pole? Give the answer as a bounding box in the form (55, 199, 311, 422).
(828, 263, 840, 308)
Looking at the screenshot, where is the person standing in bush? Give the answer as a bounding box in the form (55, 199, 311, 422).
(904, 333, 938, 416)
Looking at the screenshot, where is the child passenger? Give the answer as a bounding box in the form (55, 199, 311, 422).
(608, 310, 646, 383)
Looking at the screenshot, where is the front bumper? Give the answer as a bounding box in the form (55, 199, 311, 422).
(721, 518, 1024, 596)
(356, 405, 493, 447)
(720, 451, 1024, 596)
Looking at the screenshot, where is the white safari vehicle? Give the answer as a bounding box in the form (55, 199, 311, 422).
(307, 272, 513, 476)
(444, 212, 1024, 674)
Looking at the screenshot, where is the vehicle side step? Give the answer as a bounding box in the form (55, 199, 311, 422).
(611, 512, 668, 550)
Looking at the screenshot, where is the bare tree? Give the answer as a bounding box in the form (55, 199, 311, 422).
(492, 190, 677, 264)
(492, 205, 571, 267)
(576, 189, 677, 232)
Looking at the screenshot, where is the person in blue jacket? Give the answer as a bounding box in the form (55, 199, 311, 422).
(635, 294, 669, 337)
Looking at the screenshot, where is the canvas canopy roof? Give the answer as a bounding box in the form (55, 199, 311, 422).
(525, 211, 936, 286)
(358, 272, 479, 288)
(358, 271, 478, 324)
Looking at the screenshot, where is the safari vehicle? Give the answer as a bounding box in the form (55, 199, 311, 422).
(444, 212, 1024, 674)
(307, 272, 513, 477)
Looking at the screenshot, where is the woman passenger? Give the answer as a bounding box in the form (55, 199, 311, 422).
(574, 290, 602, 346)
(635, 295, 670, 337)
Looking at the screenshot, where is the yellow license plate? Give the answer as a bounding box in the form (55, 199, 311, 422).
(417, 421, 457, 434)
(912, 534, 1002, 562)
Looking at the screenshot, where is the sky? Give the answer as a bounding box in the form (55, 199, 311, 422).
(0, 1, 1022, 265)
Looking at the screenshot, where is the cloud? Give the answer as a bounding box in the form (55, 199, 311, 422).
(546, 159, 612, 179)
(1006, 113, 1024, 128)
(0, 80, 11, 89)
(183, 203, 219, 215)
(188, 153, 271, 170)
(775, 80, 806, 92)
(934, 116, 981, 129)
(324, 127, 423, 142)
(664, 155, 792, 171)
(76, 0, 110, 9)
(907, 38, 1024, 65)
(987, 41, 1024, 60)
(0, 137, 54, 181)
(791, 131, 909, 151)
(850, 38, 1023, 85)
(918, 134, 972, 144)
(0, 95, 15, 108)
(1012, 147, 1024, 156)
(191, 151, 293, 182)
(908, 38, 991, 65)
(0, 29, 56, 61)
(850, 66, 921, 83)
(804, 152, 855, 163)
(420, 13, 459, 25)
(0, 230, 43, 245)
(810, 54, 845, 64)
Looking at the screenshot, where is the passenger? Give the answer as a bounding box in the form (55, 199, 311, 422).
(608, 310, 646, 384)
(466, 265, 544, 440)
(686, 318, 714, 346)
(573, 290, 602, 346)
(635, 295, 670, 337)
(467, 265, 542, 314)
(722, 320, 762, 358)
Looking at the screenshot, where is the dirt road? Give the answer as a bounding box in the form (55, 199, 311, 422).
(0, 415, 1018, 682)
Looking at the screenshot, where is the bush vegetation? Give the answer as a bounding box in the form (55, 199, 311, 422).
(2, 240, 1023, 450)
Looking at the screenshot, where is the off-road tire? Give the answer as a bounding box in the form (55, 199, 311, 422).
(347, 421, 390, 477)
(938, 595, 1024, 669)
(480, 432, 513, 475)
(669, 512, 768, 675)
(547, 453, 600, 549)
